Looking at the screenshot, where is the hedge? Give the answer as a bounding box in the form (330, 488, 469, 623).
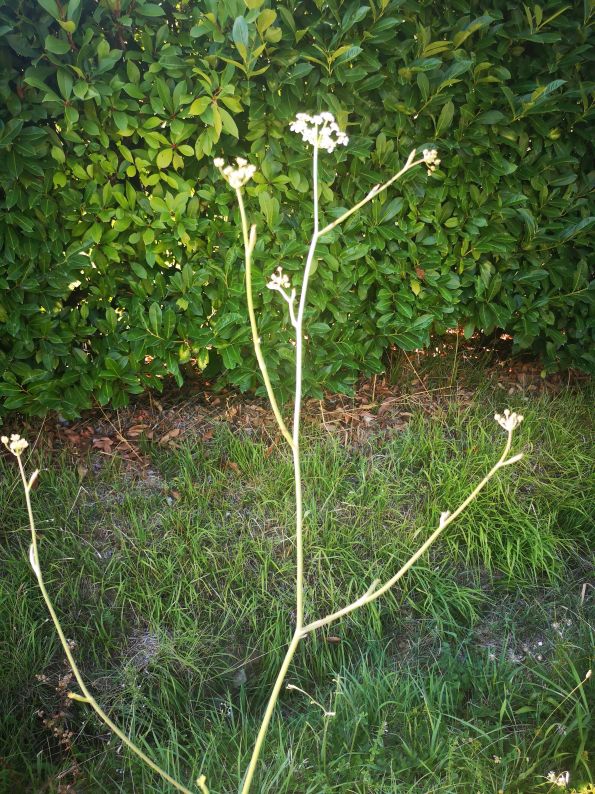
(0, 0, 593, 417)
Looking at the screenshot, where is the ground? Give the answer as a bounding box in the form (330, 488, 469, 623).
(0, 345, 593, 793)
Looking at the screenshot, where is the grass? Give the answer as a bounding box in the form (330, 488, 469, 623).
(0, 384, 593, 793)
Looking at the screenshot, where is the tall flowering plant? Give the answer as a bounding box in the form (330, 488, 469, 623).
(6, 113, 525, 794)
(213, 112, 521, 794)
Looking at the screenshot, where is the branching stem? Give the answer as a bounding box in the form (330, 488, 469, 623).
(15, 456, 198, 794)
(234, 142, 525, 793)
(10, 138, 525, 794)
(237, 189, 294, 450)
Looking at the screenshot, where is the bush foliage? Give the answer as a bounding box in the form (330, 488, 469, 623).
(0, 0, 593, 416)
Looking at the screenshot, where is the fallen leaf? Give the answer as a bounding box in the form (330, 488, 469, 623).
(159, 428, 182, 445)
(92, 437, 113, 453)
(127, 424, 150, 438)
(377, 397, 398, 416)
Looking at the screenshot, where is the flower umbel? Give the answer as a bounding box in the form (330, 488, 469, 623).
(422, 148, 441, 174)
(289, 112, 348, 153)
(214, 157, 256, 189)
(1, 433, 29, 456)
(494, 409, 524, 432)
(267, 266, 291, 292)
(267, 267, 297, 326)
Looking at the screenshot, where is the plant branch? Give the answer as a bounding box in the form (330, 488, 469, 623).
(226, 133, 523, 794)
(318, 149, 422, 237)
(301, 431, 517, 636)
(240, 631, 302, 794)
(236, 189, 294, 449)
(16, 457, 198, 794)
(292, 141, 320, 630)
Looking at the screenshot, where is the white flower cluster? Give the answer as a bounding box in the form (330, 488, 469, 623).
(494, 409, 524, 432)
(267, 267, 297, 326)
(1, 433, 28, 456)
(289, 112, 348, 153)
(422, 148, 441, 174)
(213, 156, 256, 189)
(546, 771, 569, 788)
(267, 266, 291, 291)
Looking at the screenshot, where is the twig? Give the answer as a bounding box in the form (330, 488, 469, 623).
(4, 436, 198, 794)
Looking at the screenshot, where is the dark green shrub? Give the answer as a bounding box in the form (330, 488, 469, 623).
(0, 0, 593, 416)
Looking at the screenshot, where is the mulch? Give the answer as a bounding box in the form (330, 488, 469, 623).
(2, 340, 588, 478)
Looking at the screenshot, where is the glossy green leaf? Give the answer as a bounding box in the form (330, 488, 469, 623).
(37, 0, 61, 21)
(148, 302, 162, 334)
(436, 100, 454, 136)
(188, 96, 210, 115)
(156, 148, 173, 169)
(45, 35, 71, 55)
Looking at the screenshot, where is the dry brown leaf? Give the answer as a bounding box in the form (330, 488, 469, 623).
(127, 424, 150, 438)
(92, 437, 113, 453)
(377, 397, 398, 416)
(159, 428, 182, 445)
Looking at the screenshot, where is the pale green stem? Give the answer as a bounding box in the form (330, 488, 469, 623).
(16, 456, 197, 794)
(236, 143, 523, 793)
(239, 427, 520, 791)
(286, 683, 335, 716)
(236, 188, 294, 449)
(318, 149, 422, 238)
(240, 141, 321, 794)
(240, 631, 301, 794)
(293, 140, 320, 629)
(300, 431, 516, 635)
